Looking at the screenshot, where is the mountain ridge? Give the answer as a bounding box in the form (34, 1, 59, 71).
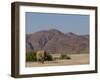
(26, 29, 89, 54)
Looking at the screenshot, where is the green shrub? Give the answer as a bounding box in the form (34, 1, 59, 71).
(66, 56, 71, 59)
(26, 52, 37, 62)
(60, 54, 71, 60)
(44, 53, 53, 61)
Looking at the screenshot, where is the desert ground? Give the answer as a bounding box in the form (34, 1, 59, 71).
(26, 53, 89, 67)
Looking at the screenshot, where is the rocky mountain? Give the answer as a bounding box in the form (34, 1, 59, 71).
(26, 29, 89, 54)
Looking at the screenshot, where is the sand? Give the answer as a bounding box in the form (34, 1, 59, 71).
(26, 54, 89, 67)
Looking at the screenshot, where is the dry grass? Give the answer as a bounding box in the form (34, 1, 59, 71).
(26, 53, 89, 67)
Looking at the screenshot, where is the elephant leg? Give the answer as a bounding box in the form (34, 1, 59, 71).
(37, 58, 40, 63)
(40, 58, 44, 64)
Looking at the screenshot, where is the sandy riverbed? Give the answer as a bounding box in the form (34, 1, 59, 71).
(26, 54, 89, 67)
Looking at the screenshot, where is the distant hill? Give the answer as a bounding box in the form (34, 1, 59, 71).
(26, 29, 89, 54)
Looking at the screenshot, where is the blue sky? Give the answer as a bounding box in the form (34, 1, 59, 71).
(25, 12, 89, 35)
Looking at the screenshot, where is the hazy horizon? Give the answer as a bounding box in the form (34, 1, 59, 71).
(25, 12, 89, 35)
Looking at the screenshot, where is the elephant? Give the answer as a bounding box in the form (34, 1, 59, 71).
(36, 50, 46, 63)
